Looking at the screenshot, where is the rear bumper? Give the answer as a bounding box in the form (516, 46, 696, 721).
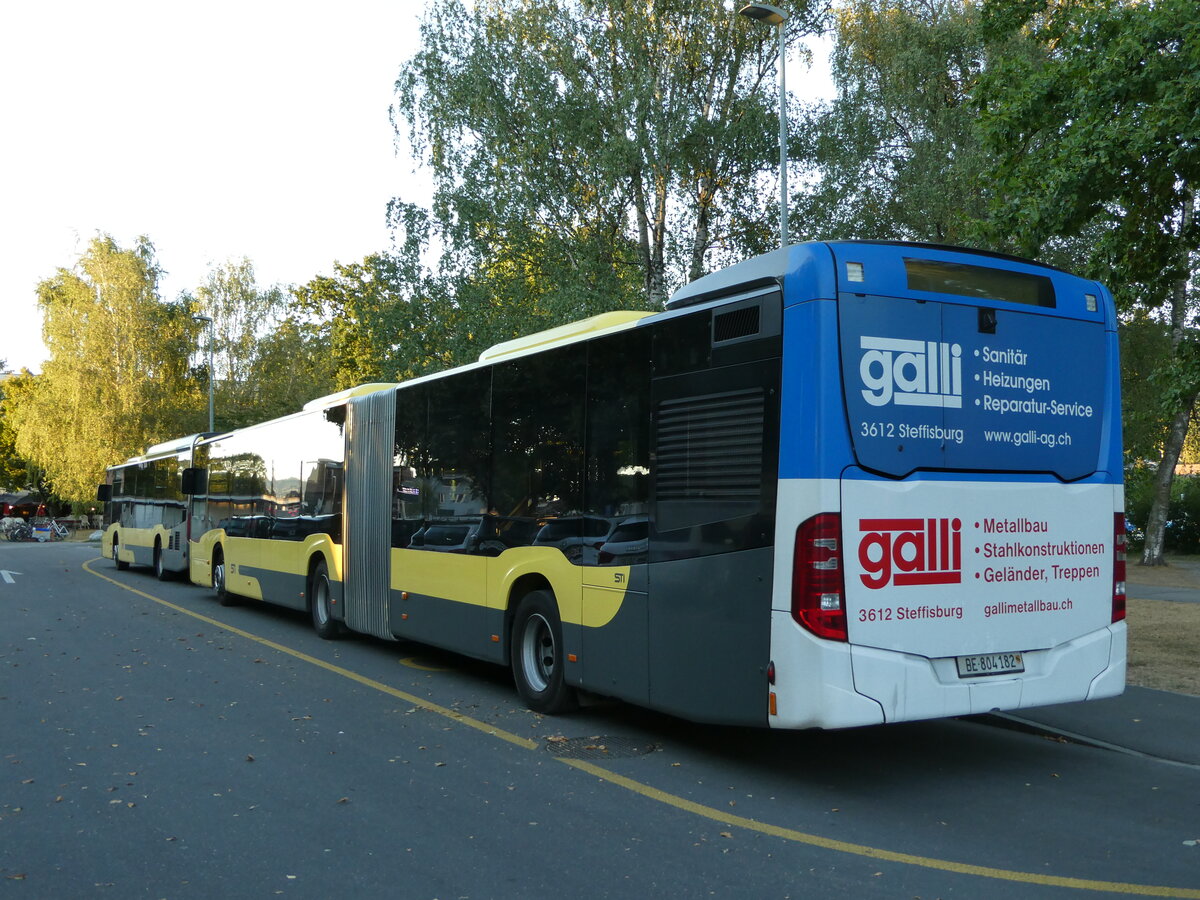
(768, 612, 1125, 728)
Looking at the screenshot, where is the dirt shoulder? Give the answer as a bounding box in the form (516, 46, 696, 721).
(1126, 557, 1200, 696)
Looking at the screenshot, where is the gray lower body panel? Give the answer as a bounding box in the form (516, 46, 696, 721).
(644, 547, 774, 726)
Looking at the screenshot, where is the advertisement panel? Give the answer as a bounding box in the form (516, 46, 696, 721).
(842, 478, 1114, 660)
(839, 294, 1107, 481)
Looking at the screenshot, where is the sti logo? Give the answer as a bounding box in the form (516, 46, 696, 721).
(860, 336, 962, 408)
(858, 517, 962, 589)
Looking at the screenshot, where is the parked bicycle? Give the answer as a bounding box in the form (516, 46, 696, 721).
(6, 522, 32, 542)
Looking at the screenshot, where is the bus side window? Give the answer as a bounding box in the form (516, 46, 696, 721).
(585, 328, 651, 565)
(392, 382, 430, 548)
(491, 345, 584, 549)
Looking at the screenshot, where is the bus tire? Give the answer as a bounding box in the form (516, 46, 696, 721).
(114, 537, 129, 571)
(213, 550, 237, 606)
(310, 559, 344, 640)
(511, 589, 577, 715)
(154, 541, 172, 581)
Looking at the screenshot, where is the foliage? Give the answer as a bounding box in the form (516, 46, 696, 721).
(1118, 312, 1173, 464)
(979, 0, 1199, 301)
(0, 368, 36, 493)
(249, 316, 340, 419)
(794, 0, 997, 244)
(6, 235, 205, 501)
(977, 0, 1200, 563)
(292, 250, 462, 390)
(187, 259, 336, 428)
(1126, 470, 1200, 555)
(393, 0, 818, 334)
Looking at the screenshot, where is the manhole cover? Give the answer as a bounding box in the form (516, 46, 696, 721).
(542, 736, 658, 759)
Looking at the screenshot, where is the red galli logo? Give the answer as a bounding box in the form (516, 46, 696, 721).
(858, 517, 962, 589)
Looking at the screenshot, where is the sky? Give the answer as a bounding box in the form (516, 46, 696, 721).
(1, 1, 831, 375)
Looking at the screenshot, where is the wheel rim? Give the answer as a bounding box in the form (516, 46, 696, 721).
(213, 561, 225, 594)
(313, 577, 330, 625)
(520, 613, 555, 693)
(155, 550, 163, 576)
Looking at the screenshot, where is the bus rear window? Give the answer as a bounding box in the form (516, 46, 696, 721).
(904, 258, 1055, 308)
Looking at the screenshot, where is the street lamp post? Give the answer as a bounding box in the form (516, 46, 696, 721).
(739, 3, 789, 249)
(193, 315, 215, 433)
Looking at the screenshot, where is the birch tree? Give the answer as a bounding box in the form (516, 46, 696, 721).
(7, 235, 203, 500)
(393, 0, 819, 331)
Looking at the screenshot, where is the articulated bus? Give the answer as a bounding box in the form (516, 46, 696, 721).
(98, 434, 211, 580)
(101, 241, 1126, 729)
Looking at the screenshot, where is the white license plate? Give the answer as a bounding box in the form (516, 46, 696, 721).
(956, 651, 1024, 678)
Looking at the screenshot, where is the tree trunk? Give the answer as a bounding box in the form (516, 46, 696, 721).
(689, 175, 714, 284)
(1141, 272, 1195, 566)
(1141, 396, 1197, 565)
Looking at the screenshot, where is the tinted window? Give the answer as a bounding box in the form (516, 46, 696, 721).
(905, 258, 1055, 307)
(491, 346, 585, 550)
(584, 328, 651, 565)
(194, 407, 345, 541)
(395, 369, 492, 552)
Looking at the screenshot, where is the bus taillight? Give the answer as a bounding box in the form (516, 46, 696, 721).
(793, 513, 847, 641)
(1113, 512, 1127, 623)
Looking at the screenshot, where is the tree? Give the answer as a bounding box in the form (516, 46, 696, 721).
(0, 368, 36, 494)
(292, 251, 462, 390)
(978, 0, 1200, 564)
(187, 258, 336, 428)
(249, 316, 339, 420)
(6, 235, 204, 501)
(393, 0, 819, 335)
(794, 0, 997, 244)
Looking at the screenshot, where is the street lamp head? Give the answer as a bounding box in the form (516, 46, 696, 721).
(738, 3, 787, 25)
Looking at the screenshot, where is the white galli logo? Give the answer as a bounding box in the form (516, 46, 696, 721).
(860, 336, 962, 408)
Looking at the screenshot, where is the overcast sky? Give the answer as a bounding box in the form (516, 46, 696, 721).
(1, 1, 829, 374)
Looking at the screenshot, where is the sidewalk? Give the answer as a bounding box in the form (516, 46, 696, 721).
(1002, 686, 1200, 766)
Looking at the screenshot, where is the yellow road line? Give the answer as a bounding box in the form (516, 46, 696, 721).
(84, 558, 1200, 898)
(82, 560, 536, 751)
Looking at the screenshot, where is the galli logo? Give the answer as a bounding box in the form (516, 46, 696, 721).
(858, 517, 963, 589)
(859, 336, 963, 408)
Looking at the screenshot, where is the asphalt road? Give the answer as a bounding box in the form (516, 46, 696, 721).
(3, 541, 1198, 899)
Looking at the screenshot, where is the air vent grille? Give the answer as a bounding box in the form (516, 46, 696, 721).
(713, 306, 761, 343)
(657, 388, 765, 501)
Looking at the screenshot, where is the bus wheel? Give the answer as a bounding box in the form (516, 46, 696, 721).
(114, 537, 129, 571)
(213, 551, 237, 606)
(310, 559, 344, 639)
(154, 542, 171, 581)
(511, 589, 577, 715)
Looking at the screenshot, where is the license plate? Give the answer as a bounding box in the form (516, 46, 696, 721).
(956, 651, 1024, 678)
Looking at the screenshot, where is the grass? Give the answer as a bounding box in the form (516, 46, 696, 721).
(1126, 556, 1200, 695)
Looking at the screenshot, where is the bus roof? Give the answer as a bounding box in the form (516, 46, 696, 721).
(302, 383, 398, 412)
(478, 310, 653, 362)
(666, 240, 1089, 312)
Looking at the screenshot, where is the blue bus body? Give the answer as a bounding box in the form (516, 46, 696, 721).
(671, 241, 1124, 727)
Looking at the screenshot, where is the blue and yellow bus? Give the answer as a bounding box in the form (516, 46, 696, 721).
(103, 241, 1126, 729)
